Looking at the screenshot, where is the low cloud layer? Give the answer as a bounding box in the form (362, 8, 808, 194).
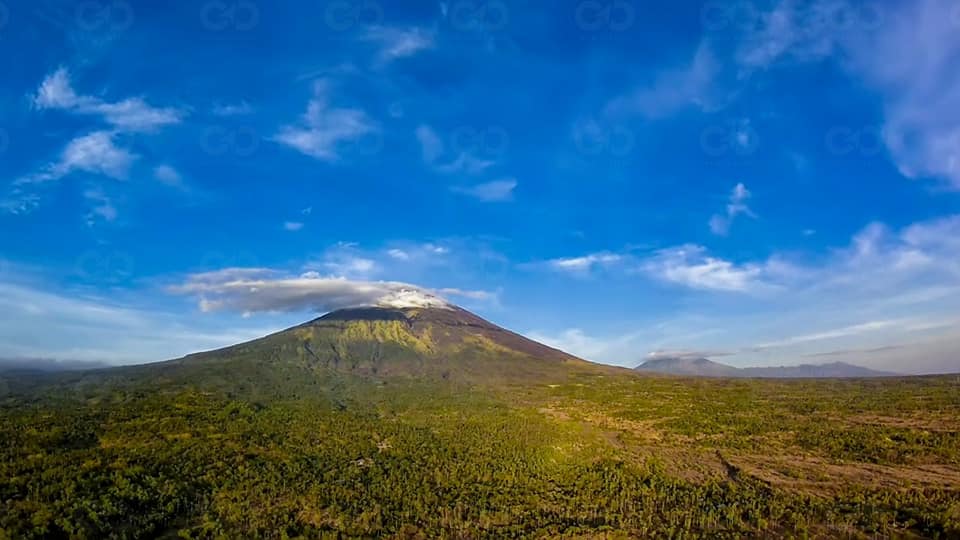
(169, 269, 495, 315)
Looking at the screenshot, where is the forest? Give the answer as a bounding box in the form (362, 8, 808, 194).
(2, 363, 959, 539)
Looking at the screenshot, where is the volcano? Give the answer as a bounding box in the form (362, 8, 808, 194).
(176, 304, 597, 383)
(14, 304, 609, 399)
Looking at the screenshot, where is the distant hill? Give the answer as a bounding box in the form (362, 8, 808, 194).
(634, 356, 741, 377)
(635, 356, 898, 378)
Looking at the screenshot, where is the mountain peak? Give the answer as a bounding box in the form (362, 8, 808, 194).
(372, 288, 452, 309)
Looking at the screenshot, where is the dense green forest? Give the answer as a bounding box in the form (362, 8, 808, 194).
(2, 370, 959, 538)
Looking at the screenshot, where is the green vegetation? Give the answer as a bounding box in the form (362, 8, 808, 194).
(1, 310, 958, 538)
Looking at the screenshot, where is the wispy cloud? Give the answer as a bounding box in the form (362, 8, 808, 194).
(646, 349, 734, 361)
(16, 130, 138, 185)
(452, 178, 516, 202)
(284, 221, 305, 232)
(415, 125, 496, 175)
(630, 0, 960, 189)
(709, 182, 755, 236)
(6, 68, 183, 216)
(33, 68, 185, 132)
(546, 252, 622, 275)
(83, 188, 118, 226)
(273, 80, 378, 161)
(726, 0, 960, 187)
(169, 269, 489, 315)
(363, 26, 435, 64)
(845, 0, 960, 189)
(605, 42, 721, 118)
(153, 165, 183, 187)
(643, 244, 775, 293)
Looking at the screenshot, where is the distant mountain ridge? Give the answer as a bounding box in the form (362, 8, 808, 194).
(0, 357, 109, 374)
(635, 356, 898, 378)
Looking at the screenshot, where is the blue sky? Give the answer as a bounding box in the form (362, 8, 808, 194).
(1, 0, 959, 373)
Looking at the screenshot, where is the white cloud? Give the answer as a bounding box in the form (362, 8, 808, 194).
(310, 243, 381, 279)
(646, 349, 733, 361)
(83, 188, 118, 226)
(452, 178, 517, 202)
(168, 269, 496, 314)
(16, 131, 138, 186)
(415, 125, 444, 163)
(273, 80, 378, 161)
(34, 68, 185, 132)
(752, 320, 903, 350)
(9, 69, 181, 216)
(415, 124, 496, 175)
(605, 42, 721, 118)
(643, 244, 774, 292)
(363, 26, 434, 63)
(384, 243, 451, 263)
(846, 0, 960, 189)
(714, 0, 960, 189)
(153, 164, 183, 187)
(547, 252, 622, 275)
(709, 182, 755, 236)
(737, 0, 960, 187)
(0, 191, 40, 215)
(598, 0, 960, 189)
(284, 221, 305, 232)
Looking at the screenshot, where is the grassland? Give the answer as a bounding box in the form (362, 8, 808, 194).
(1, 363, 958, 539)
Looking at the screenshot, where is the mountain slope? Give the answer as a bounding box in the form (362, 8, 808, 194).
(182, 305, 599, 382)
(635, 356, 898, 378)
(0, 305, 610, 400)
